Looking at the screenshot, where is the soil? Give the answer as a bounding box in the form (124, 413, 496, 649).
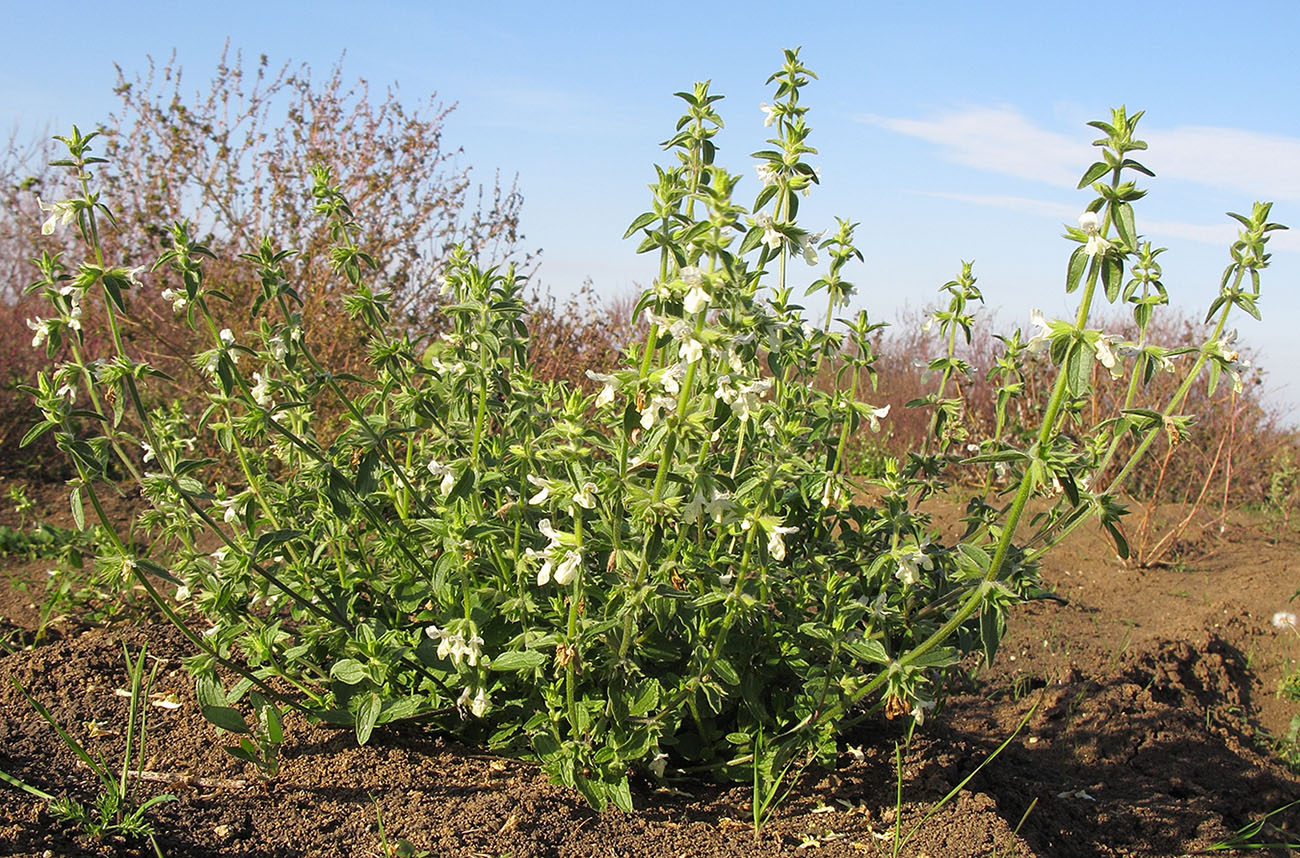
(1, 476, 1298, 858)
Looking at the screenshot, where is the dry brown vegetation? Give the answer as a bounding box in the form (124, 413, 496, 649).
(1, 50, 1296, 546)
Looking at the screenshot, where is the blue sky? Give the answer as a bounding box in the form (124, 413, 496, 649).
(4, 1, 1299, 417)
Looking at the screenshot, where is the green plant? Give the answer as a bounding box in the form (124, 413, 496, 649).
(0, 643, 176, 855)
(196, 680, 284, 778)
(7, 482, 34, 527)
(1266, 447, 1300, 527)
(22, 49, 1284, 814)
(889, 699, 1038, 857)
(373, 795, 431, 858)
(749, 723, 813, 836)
(0, 521, 94, 561)
(1201, 798, 1300, 852)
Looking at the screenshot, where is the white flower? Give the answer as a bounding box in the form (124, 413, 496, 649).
(820, 479, 844, 509)
(683, 282, 710, 315)
(427, 459, 457, 495)
(26, 317, 50, 348)
(684, 486, 732, 526)
(726, 343, 745, 372)
(141, 442, 155, 463)
(754, 211, 783, 250)
(219, 328, 235, 346)
(526, 473, 550, 505)
(794, 230, 826, 266)
(216, 495, 243, 524)
(640, 394, 677, 430)
(468, 686, 491, 718)
(895, 547, 934, 587)
(572, 481, 597, 510)
(161, 287, 189, 313)
(1078, 211, 1111, 257)
(724, 378, 771, 423)
(37, 196, 76, 235)
(585, 370, 617, 406)
(1092, 336, 1123, 378)
(666, 319, 704, 364)
(659, 362, 686, 394)
(865, 404, 891, 433)
(538, 518, 564, 547)
(250, 372, 271, 406)
(649, 752, 669, 779)
(427, 625, 483, 668)
(755, 163, 778, 187)
(1027, 309, 1053, 354)
(766, 522, 798, 561)
(1272, 611, 1298, 631)
(553, 549, 582, 585)
(760, 102, 778, 127)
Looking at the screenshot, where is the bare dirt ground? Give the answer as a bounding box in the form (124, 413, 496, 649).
(0, 477, 1297, 857)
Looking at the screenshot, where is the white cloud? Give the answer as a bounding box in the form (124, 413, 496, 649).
(862, 106, 1300, 203)
(860, 106, 1088, 188)
(1145, 126, 1300, 202)
(917, 191, 1077, 221)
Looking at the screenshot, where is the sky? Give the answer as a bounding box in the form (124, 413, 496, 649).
(3, 0, 1299, 419)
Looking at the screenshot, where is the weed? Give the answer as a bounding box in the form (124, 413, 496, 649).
(373, 796, 430, 858)
(889, 698, 1039, 856)
(1201, 798, 1300, 852)
(0, 643, 176, 854)
(196, 679, 285, 779)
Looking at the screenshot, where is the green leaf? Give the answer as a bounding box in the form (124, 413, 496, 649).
(69, 486, 84, 531)
(488, 650, 548, 672)
(980, 606, 1003, 666)
(330, 659, 369, 685)
(1235, 293, 1262, 321)
(1102, 254, 1123, 302)
(378, 696, 422, 724)
(101, 275, 127, 312)
(254, 529, 304, 560)
(712, 657, 740, 687)
(608, 773, 634, 813)
(446, 467, 476, 504)
(1104, 520, 1129, 559)
(1066, 342, 1091, 398)
(355, 692, 382, 745)
(201, 704, 252, 735)
(1114, 202, 1136, 248)
(1077, 161, 1109, 189)
(622, 211, 657, 240)
(1065, 246, 1087, 294)
(628, 680, 660, 717)
(19, 420, 54, 448)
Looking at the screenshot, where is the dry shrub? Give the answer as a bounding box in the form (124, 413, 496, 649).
(527, 282, 642, 387)
(866, 306, 1296, 513)
(0, 47, 531, 474)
